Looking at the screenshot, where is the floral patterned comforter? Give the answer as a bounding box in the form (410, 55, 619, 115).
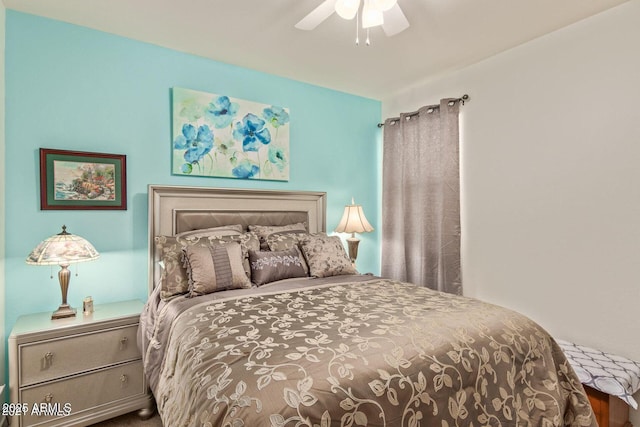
(140, 276, 595, 427)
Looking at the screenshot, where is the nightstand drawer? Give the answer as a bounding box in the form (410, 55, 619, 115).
(20, 360, 145, 426)
(20, 324, 140, 386)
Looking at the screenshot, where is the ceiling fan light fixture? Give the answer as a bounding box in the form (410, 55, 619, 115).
(295, 0, 409, 42)
(335, 0, 360, 20)
(370, 0, 397, 12)
(362, 0, 384, 28)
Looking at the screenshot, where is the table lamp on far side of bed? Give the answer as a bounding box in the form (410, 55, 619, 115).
(26, 225, 100, 320)
(334, 197, 374, 265)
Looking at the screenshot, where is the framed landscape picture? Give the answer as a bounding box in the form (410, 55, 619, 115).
(39, 148, 127, 210)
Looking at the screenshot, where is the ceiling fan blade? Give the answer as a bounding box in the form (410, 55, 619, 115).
(295, 0, 338, 30)
(382, 3, 409, 36)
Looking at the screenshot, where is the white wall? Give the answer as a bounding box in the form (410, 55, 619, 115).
(383, 0, 640, 423)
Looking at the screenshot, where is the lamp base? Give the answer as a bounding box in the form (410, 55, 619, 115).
(52, 304, 77, 320)
(346, 237, 360, 266)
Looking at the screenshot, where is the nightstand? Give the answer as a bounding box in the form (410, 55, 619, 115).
(8, 300, 154, 427)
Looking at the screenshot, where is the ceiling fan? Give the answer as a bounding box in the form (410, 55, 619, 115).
(295, 0, 410, 38)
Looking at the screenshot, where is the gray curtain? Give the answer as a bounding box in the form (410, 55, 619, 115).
(381, 99, 462, 295)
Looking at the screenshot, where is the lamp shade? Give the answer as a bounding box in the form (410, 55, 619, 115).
(26, 225, 99, 266)
(362, 0, 384, 28)
(335, 0, 360, 20)
(334, 199, 374, 234)
(370, 0, 397, 12)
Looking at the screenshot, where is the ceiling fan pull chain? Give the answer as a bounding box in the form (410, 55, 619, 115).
(355, 9, 360, 45)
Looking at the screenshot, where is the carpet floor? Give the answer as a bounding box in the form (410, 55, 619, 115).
(89, 411, 162, 426)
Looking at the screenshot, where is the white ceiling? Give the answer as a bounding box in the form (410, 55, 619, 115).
(4, 0, 629, 100)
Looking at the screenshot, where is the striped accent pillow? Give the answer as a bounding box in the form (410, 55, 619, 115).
(183, 242, 252, 296)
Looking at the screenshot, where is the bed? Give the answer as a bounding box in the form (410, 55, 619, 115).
(140, 185, 596, 426)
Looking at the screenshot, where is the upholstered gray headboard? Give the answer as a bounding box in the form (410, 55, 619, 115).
(147, 185, 327, 293)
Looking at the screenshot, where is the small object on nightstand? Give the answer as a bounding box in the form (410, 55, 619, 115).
(83, 296, 94, 315)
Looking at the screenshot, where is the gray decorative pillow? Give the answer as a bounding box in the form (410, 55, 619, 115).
(248, 222, 307, 250)
(176, 224, 243, 241)
(208, 232, 260, 278)
(265, 231, 312, 251)
(155, 235, 212, 300)
(183, 242, 252, 296)
(249, 247, 308, 286)
(298, 235, 358, 278)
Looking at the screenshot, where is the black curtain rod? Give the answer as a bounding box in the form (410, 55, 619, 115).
(377, 94, 469, 128)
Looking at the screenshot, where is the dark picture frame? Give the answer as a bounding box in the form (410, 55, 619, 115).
(39, 148, 127, 210)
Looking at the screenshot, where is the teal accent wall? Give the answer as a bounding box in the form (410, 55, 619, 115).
(4, 11, 381, 336)
(0, 1, 7, 406)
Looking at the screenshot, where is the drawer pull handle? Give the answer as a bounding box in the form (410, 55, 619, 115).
(120, 374, 128, 387)
(37, 393, 54, 416)
(120, 337, 128, 350)
(44, 351, 54, 366)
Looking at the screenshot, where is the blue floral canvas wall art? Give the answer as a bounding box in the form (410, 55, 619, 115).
(172, 87, 290, 181)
